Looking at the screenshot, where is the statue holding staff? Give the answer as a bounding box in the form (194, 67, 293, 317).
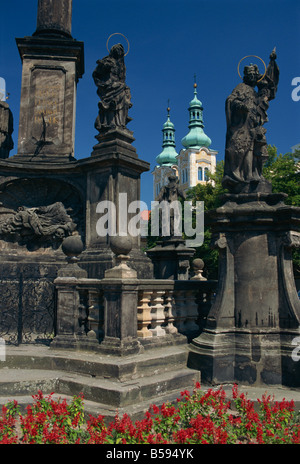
(222, 49, 279, 193)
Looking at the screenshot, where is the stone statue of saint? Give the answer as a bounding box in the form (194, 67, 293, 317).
(157, 175, 186, 238)
(157, 174, 186, 204)
(0, 101, 14, 159)
(222, 49, 279, 194)
(92, 43, 132, 134)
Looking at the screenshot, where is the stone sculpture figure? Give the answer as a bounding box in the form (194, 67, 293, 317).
(0, 201, 76, 249)
(222, 49, 279, 193)
(92, 43, 132, 134)
(157, 174, 186, 204)
(0, 101, 14, 159)
(157, 175, 186, 238)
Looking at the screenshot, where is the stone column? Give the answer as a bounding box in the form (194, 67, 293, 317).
(188, 193, 300, 387)
(35, 0, 73, 37)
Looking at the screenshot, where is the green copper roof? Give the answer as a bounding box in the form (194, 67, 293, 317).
(156, 107, 178, 166)
(181, 83, 212, 149)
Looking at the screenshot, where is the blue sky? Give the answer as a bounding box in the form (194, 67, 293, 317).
(1, 0, 299, 206)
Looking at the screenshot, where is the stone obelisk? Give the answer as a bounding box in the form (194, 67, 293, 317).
(14, 0, 84, 162)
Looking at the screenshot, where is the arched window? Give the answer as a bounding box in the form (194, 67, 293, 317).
(198, 167, 203, 181)
(204, 167, 210, 181)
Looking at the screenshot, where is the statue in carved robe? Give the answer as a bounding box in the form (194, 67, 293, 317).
(222, 49, 279, 193)
(157, 175, 186, 238)
(92, 43, 132, 134)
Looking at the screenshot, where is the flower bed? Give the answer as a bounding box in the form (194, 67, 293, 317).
(0, 383, 299, 444)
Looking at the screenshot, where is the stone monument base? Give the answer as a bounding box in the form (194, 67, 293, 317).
(188, 193, 300, 387)
(0, 344, 199, 422)
(147, 238, 195, 280)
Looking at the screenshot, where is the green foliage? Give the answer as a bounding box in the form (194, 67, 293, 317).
(146, 147, 299, 278)
(184, 160, 227, 279)
(263, 145, 300, 206)
(185, 148, 300, 278)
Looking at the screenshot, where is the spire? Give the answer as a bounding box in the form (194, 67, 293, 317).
(181, 78, 212, 149)
(156, 103, 178, 166)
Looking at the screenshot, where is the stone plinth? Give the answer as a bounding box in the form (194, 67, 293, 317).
(188, 193, 300, 387)
(147, 238, 195, 280)
(14, 32, 84, 161)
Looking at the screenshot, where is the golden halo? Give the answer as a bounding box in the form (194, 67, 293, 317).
(106, 33, 130, 56)
(237, 55, 267, 83)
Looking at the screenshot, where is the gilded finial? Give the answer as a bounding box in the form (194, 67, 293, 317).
(194, 74, 197, 88)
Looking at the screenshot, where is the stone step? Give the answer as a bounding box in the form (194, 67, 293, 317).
(0, 367, 199, 408)
(2, 344, 191, 381)
(0, 366, 199, 421)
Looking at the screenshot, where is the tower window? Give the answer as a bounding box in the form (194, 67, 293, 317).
(204, 167, 210, 181)
(198, 167, 203, 181)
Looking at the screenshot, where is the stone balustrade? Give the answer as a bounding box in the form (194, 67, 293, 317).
(52, 274, 217, 352)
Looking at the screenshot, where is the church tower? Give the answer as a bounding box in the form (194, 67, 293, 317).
(152, 105, 179, 200)
(178, 81, 217, 190)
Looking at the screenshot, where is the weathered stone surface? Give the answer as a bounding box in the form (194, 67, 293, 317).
(222, 50, 279, 194)
(188, 193, 300, 387)
(35, 0, 73, 38)
(15, 6, 84, 161)
(147, 239, 195, 280)
(0, 101, 14, 159)
(93, 43, 132, 137)
(0, 345, 200, 421)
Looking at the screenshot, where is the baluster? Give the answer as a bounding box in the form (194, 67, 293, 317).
(137, 290, 153, 338)
(185, 289, 200, 335)
(87, 288, 104, 341)
(173, 290, 187, 334)
(150, 290, 166, 337)
(164, 290, 177, 334)
(77, 289, 88, 335)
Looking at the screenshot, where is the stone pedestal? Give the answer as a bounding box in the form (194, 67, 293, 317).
(147, 238, 195, 280)
(99, 278, 141, 356)
(188, 193, 300, 387)
(15, 29, 84, 161)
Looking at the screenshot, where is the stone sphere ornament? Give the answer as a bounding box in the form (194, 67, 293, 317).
(109, 235, 132, 257)
(61, 234, 84, 258)
(191, 258, 207, 281)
